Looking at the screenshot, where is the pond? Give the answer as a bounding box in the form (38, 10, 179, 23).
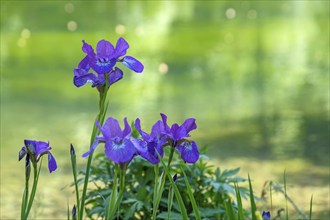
(1, 1, 329, 219)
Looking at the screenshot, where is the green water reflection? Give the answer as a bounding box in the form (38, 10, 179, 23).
(1, 1, 329, 218)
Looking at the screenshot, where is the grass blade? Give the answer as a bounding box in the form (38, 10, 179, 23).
(180, 165, 201, 220)
(248, 174, 257, 220)
(234, 183, 244, 220)
(157, 151, 188, 220)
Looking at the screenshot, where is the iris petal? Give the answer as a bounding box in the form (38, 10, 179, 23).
(35, 141, 50, 156)
(18, 146, 27, 161)
(182, 118, 197, 134)
(113, 37, 129, 58)
(122, 56, 144, 73)
(121, 117, 132, 138)
(134, 118, 150, 140)
(47, 152, 57, 173)
(82, 40, 95, 57)
(82, 136, 105, 157)
(104, 139, 136, 163)
(78, 56, 90, 71)
(73, 70, 98, 87)
(101, 117, 122, 139)
(90, 58, 116, 75)
(176, 141, 199, 163)
(96, 39, 114, 57)
(109, 67, 123, 85)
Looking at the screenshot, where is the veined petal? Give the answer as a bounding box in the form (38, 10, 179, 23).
(78, 55, 90, 71)
(113, 37, 129, 58)
(24, 140, 36, 154)
(108, 67, 123, 85)
(134, 118, 150, 141)
(18, 146, 27, 161)
(82, 40, 95, 57)
(73, 71, 98, 87)
(176, 141, 199, 163)
(181, 118, 197, 134)
(90, 57, 116, 75)
(172, 124, 187, 141)
(104, 139, 136, 164)
(101, 117, 122, 139)
(150, 120, 164, 138)
(96, 39, 114, 57)
(121, 117, 132, 138)
(121, 56, 144, 73)
(82, 136, 104, 157)
(160, 113, 171, 133)
(47, 152, 57, 173)
(35, 141, 51, 156)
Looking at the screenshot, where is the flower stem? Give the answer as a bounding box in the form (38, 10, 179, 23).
(24, 159, 43, 219)
(21, 158, 30, 220)
(152, 147, 176, 220)
(79, 84, 110, 220)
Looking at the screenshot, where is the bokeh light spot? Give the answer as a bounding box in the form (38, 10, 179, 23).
(226, 8, 236, 19)
(247, 9, 258, 19)
(158, 63, 168, 74)
(67, 20, 77, 31)
(115, 24, 126, 35)
(21, 28, 31, 39)
(64, 3, 74, 13)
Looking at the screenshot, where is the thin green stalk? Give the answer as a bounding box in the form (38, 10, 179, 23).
(180, 165, 201, 220)
(284, 170, 289, 220)
(79, 85, 109, 219)
(234, 183, 244, 220)
(309, 195, 313, 220)
(21, 159, 30, 220)
(70, 145, 80, 219)
(167, 185, 174, 220)
(152, 164, 159, 219)
(248, 174, 257, 220)
(152, 147, 175, 220)
(106, 167, 118, 220)
(157, 151, 188, 220)
(25, 160, 43, 219)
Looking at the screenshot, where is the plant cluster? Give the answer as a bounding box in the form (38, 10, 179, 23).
(18, 36, 312, 220)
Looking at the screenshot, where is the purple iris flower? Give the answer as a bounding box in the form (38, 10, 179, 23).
(18, 140, 57, 173)
(73, 37, 144, 88)
(134, 118, 167, 164)
(82, 117, 137, 164)
(262, 211, 271, 220)
(160, 113, 199, 163)
(73, 55, 123, 88)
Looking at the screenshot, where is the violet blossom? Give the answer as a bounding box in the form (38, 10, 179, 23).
(18, 140, 57, 173)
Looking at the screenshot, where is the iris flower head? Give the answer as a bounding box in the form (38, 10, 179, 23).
(18, 140, 57, 173)
(82, 117, 138, 165)
(134, 118, 167, 164)
(73, 37, 144, 89)
(160, 113, 199, 163)
(262, 211, 271, 220)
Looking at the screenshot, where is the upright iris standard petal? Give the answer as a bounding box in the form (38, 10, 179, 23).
(48, 153, 57, 173)
(96, 39, 114, 57)
(121, 56, 144, 73)
(182, 118, 197, 134)
(176, 141, 199, 163)
(113, 37, 129, 58)
(101, 117, 122, 139)
(35, 141, 51, 156)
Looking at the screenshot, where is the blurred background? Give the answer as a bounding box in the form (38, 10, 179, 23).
(1, 1, 329, 219)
